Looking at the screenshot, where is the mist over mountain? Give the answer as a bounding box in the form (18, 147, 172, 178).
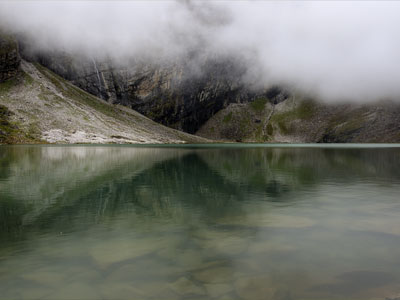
(1, 1, 400, 102)
(1, 1, 400, 144)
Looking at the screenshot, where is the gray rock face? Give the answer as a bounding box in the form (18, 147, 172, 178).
(0, 33, 20, 82)
(19, 44, 273, 133)
(17, 39, 400, 143)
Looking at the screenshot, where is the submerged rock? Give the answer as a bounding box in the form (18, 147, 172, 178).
(200, 235, 249, 256)
(218, 296, 236, 300)
(19, 287, 55, 300)
(217, 214, 315, 229)
(158, 248, 205, 271)
(234, 275, 276, 300)
(247, 241, 295, 255)
(89, 237, 164, 268)
(192, 266, 235, 284)
(102, 276, 178, 299)
(106, 259, 182, 283)
(100, 283, 152, 300)
(310, 270, 396, 296)
(169, 276, 206, 296)
(21, 268, 69, 287)
(193, 228, 250, 256)
(204, 283, 233, 298)
(43, 282, 101, 300)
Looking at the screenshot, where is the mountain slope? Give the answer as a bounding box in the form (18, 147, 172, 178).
(20, 47, 400, 143)
(197, 95, 400, 143)
(0, 60, 208, 144)
(19, 46, 268, 133)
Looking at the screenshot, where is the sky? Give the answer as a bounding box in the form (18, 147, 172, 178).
(1, 0, 400, 102)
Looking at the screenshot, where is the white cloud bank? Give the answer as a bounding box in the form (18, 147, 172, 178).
(1, 1, 400, 102)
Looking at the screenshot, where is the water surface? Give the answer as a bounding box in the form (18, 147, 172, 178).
(1, 144, 400, 300)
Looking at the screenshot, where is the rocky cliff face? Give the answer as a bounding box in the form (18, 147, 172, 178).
(0, 33, 20, 82)
(19, 44, 272, 133)
(0, 58, 208, 144)
(16, 39, 400, 143)
(0, 35, 208, 144)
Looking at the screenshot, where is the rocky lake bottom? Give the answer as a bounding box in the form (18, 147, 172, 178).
(0, 144, 400, 300)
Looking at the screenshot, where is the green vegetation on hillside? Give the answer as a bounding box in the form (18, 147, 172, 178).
(0, 77, 17, 94)
(0, 103, 38, 144)
(270, 99, 316, 134)
(0, 104, 14, 143)
(0, 71, 44, 144)
(197, 97, 322, 142)
(271, 100, 315, 123)
(223, 111, 233, 123)
(250, 97, 267, 112)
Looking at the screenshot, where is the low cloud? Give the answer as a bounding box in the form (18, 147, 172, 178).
(1, 1, 400, 102)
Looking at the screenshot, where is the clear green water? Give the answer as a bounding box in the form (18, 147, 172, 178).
(0, 144, 400, 300)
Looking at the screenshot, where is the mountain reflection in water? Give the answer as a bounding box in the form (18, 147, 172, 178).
(0, 145, 400, 300)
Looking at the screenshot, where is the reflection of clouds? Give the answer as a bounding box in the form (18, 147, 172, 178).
(1, 146, 189, 200)
(41, 146, 110, 160)
(0, 146, 192, 226)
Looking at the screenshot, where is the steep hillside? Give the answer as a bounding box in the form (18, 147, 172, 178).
(0, 60, 208, 144)
(20, 45, 269, 133)
(197, 95, 400, 143)
(17, 41, 400, 143)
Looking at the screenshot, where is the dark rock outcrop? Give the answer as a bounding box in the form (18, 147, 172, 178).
(0, 33, 20, 82)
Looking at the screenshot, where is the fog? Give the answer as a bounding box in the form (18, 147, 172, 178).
(1, 1, 400, 102)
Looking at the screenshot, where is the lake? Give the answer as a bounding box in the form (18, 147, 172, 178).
(0, 144, 400, 300)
